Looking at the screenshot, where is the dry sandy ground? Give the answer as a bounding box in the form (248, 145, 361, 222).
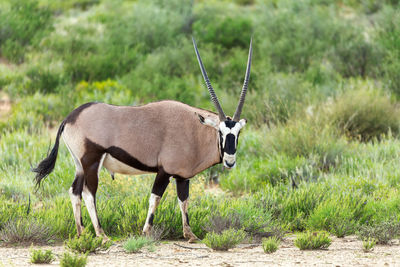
(1, 236, 399, 266)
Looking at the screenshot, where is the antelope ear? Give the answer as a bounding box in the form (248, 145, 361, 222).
(239, 118, 247, 128)
(196, 113, 219, 129)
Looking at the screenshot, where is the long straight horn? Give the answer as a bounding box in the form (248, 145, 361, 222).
(233, 38, 252, 122)
(192, 37, 227, 121)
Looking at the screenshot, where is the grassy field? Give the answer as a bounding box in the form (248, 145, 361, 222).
(1, 0, 400, 246)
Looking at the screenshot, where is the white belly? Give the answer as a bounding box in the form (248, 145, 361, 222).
(102, 154, 151, 175)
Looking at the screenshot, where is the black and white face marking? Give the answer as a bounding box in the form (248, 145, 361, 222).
(197, 114, 246, 169)
(218, 119, 246, 168)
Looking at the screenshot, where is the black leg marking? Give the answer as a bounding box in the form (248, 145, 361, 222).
(149, 214, 154, 226)
(143, 169, 171, 235)
(176, 178, 189, 202)
(151, 168, 171, 197)
(72, 174, 84, 196)
(185, 213, 190, 226)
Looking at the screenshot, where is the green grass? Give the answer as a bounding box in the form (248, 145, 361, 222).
(362, 238, 376, 253)
(262, 237, 280, 254)
(65, 230, 110, 254)
(30, 248, 55, 264)
(203, 229, 246, 251)
(357, 220, 400, 245)
(294, 231, 332, 250)
(60, 252, 87, 267)
(123, 236, 155, 253)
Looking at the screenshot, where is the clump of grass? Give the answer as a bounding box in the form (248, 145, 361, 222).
(362, 237, 376, 252)
(30, 248, 55, 264)
(262, 236, 280, 254)
(203, 229, 246, 251)
(123, 236, 155, 253)
(294, 231, 332, 250)
(203, 213, 242, 234)
(328, 85, 400, 142)
(0, 218, 54, 245)
(60, 252, 87, 267)
(65, 230, 109, 254)
(357, 220, 400, 244)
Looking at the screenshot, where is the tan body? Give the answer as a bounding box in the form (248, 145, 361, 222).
(63, 100, 221, 179)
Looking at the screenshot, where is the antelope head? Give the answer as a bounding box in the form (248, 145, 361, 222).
(193, 37, 252, 169)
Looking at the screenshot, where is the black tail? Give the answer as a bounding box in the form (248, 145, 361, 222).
(32, 120, 66, 188)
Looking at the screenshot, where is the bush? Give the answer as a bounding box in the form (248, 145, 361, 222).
(357, 220, 400, 244)
(307, 193, 366, 237)
(265, 116, 347, 171)
(123, 236, 155, 253)
(362, 237, 376, 252)
(0, 0, 52, 63)
(30, 248, 55, 264)
(262, 236, 280, 254)
(294, 231, 332, 250)
(0, 218, 54, 245)
(75, 80, 135, 106)
(328, 85, 400, 141)
(375, 6, 400, 96)
(60, 252, 87, 267)
(65, 230, 109, 254)
(203, 229, 246, 251)
(254, 0, 380, 77)
(193, 3, 252, 49)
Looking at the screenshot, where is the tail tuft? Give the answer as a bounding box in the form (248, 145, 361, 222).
(32, 121, 65, 188)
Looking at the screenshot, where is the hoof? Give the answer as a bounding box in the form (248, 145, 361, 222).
(184, 231, 199, 243)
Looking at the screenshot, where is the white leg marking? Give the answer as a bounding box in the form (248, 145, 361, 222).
(98, 153, 106, 177)
(178, 199, 189, 227)
(178, 198, 198, 242)
(82, 185, 103, 236)
(69, 187, 84, 235)
(142, 193, 161, 235)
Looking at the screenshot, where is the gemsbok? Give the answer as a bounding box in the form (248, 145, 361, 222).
(33, 38, 252, 242)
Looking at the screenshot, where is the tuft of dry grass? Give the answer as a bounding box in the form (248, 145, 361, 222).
(0, 218, 54, 245)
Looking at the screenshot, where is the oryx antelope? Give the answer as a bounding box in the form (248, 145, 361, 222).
(33, 38, 252, 242)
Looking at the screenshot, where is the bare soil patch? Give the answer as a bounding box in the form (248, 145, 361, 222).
(0, 94, 11, 118)
(1, 236, 399, 266)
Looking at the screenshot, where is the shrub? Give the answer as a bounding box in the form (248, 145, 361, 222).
(75, 80, 135, 106)
(362, 237, 376, 252)
(254, 0, 379, 77)
(65, 230, 109, 254)
(262, 236, 280, 254)
(0, 218, 54, 244)
(193, 3, 252, 49)
(357, 220, 400, 244)
(203, 229, 246, 251)
(265, 116, 347, 171)
(375, 6, 400, 96)
(30, 248, 55, 264)
(60, 252, 87, 267)
(202, 213, 242, 234)
(0, 0, 52, 63)
(307, 193, 366, 237)
(123, 236, 155, 253)
(294, 231, 332, 250)
(328, 85, 400, 141)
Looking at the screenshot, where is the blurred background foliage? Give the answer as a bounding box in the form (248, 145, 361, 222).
(1, 0, 400, 241)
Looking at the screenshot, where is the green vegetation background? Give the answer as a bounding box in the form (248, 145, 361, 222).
(1, 0, 400, 242)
